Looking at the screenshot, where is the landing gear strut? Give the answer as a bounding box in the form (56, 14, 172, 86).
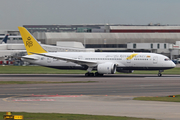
(85, 67, 94, 77)
(85, 67, 104, 77)
(158, 70, 164, 77)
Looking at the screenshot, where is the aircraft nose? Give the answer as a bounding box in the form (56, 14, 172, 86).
(171, 61, 176, 68)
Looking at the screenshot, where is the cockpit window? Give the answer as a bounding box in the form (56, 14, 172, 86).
(164, 58, 170, 61)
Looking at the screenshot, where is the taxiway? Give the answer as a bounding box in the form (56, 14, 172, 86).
(0, 74, 180, 120)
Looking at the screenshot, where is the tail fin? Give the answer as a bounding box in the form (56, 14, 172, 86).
(1, 34, 8, 44)
(18, 27, 47, 55)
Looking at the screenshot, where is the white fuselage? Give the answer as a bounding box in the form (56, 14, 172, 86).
(22, 52, 176, 71)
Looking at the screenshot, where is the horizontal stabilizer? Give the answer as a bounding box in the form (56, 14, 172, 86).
(21, 55, 39, 60)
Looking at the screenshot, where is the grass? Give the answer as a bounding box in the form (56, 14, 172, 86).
(0, 112, 155, 120)
(133, 95, 180, 102)
(131, 68, 180, 75)
(0, 66, 179, 74)
(0, 81, 96, 85)
(0, 66, 86, 74)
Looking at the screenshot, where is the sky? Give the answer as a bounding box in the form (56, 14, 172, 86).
(0, 0, 180, 30)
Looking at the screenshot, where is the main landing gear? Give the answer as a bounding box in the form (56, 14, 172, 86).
(85, 72, 103, 77)
(158, 70, 164, 77)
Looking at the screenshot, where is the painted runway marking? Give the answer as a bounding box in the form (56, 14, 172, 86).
(31, 95, 82, 97)
(13, 99, 55, 101)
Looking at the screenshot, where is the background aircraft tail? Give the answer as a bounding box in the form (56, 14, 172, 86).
(1, 34, 8, 44)
(18, 27, 47, 55)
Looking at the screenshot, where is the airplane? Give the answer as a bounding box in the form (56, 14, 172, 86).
(1, 34, 8, 44)
(18, 27, 176, 77)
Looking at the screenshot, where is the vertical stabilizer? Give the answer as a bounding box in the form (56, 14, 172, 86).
(18, 27, 47, 55)
(1, 35, 8, 44)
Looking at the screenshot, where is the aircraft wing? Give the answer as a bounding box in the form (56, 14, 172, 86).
(31, 52, 98, 66)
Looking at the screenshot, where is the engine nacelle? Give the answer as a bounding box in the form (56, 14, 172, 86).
(116, 69, 134, 73)
(97, 62, 116, 74)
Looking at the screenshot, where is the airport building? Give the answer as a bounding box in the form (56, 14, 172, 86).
(1, 24, 180, 61)
(0, 30, 22, 43)
(22, 24, 180, 59)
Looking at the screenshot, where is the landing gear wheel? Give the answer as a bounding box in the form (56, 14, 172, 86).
(85, 72, 94, 77)
(158, 70, 163, 77)
(95, 72, 99, 76)
(99, 74, 104, 77)
(95, 72, 103, 77)
(90, 73, 94, 77)
(158, 73, 162, 77)
(85, 73, 89, 77)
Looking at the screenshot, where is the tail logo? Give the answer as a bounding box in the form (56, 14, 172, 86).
(26, 37, 33, 47)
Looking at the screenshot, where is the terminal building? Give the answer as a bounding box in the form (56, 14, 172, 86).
(0, 30, 22, 43)
(23, 24, 180, 59)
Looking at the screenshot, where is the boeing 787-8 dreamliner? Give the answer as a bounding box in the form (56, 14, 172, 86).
(18, 27, 176, 77)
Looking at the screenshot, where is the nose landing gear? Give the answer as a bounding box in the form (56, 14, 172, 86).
(158, 70, 164, 77)
(158, 73, 162, 77)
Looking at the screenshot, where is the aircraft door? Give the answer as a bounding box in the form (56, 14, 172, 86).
(78, 56, 83, 60)
(153, 56, 158, 64)
(126, 58, 132, 67)
(47, 58, 52, 63)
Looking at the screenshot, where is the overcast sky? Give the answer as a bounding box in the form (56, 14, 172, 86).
(0, 0, 180, 30)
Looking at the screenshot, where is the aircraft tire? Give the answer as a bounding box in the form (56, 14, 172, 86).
(158, 73, 162, 77)
(90, 73, 94, 77)
(85, 72, 94, 77)
(100, 74, 104, 76)
(85, 73, 89, 77)
(95, 72, 99, 76)
(95, 72, 103, 77)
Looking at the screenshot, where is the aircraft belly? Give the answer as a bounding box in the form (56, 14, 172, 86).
(119, 59, 168, 70)
(117, 66, 174, 70)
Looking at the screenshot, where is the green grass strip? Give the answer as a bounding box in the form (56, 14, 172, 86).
(131, 67, 180, 75)
(0, 81, 96, 85)
(134, 95, 180, 102)
(0, 112, 155, 120)
(0, 66, 86, 74)
(0, 66, 179, 75)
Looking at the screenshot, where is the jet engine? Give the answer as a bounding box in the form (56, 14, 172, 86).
(97, 62, 116, 74)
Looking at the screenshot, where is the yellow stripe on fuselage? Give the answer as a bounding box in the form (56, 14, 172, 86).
(18, 27, 47, 55)
(126, 53, 138, 60)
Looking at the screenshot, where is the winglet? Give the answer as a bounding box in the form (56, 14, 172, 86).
(18, 27, 47, 55)
(1, 34, 8, 44)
